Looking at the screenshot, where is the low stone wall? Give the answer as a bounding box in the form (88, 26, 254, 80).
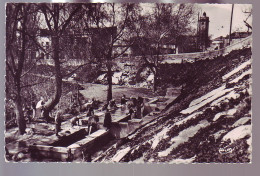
(37, 59, 88, 66)
(161, 35, 252, 64)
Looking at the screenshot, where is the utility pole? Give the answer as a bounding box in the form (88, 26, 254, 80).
(229, 4, 234, 45)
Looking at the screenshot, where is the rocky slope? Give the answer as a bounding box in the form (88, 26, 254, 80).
(94, 47, 252, 163)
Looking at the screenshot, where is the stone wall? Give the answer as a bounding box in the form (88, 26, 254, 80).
(161, 35, 252, 64)
(38, 35, 252, 67)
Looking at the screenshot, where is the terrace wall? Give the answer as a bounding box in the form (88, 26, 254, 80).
(38, 35, 252, 67)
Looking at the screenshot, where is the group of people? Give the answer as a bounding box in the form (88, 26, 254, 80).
(23, 94, 145, 137)
(126, 96, 144, 119)
(70, 97, 111, 135)
(83, 94, 145, 134)
(23, 97, 46, 124)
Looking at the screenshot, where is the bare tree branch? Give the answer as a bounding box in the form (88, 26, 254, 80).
(20, 80, 47, 89)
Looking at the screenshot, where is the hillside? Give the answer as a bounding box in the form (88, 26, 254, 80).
(94, 48, 252, 163)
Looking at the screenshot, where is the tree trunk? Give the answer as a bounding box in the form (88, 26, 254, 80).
(44, 35, 62, 120)
(107, 58, 113, 102)
(153, 69, 158, 92)
(14, 6, 27, 135)
(14, 79, 26, 135)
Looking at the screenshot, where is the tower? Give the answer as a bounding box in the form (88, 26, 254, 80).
(197, 12, 209, 51)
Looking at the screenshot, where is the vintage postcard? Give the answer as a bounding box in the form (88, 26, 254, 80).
(5, 3, 252, 163)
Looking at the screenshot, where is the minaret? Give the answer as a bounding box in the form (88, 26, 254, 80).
(198, 12, 209, 51)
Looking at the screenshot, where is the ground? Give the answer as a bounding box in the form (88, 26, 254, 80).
(94, 47, 252, 163)
(79, 83, 156, 102)
(4, 84, 159, 162)
(5, 47, 252, 163)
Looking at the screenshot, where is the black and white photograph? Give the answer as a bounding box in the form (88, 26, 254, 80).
(5, 2, 252, 163)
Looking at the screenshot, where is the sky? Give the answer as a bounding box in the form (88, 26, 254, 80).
(140, 3, 252, 39)
(198, 4, 252, 39)
(41, 3, 252, 40)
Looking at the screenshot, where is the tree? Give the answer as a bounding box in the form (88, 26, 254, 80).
(242, 5, 252, 32)
(81, 3, 141, 102)
(133, 4, 196, 92)
(6, 3, 41, 134)
(38, 3, 83, 119)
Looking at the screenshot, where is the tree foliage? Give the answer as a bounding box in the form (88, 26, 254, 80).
(6, 3, 42, 134)
(133, 4, 197, 91)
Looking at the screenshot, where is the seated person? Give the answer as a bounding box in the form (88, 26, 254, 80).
(102, 103, 109, 111)
(128, 107, 137, 119)
(109, 99, 117, 109)
(71, 116, 80, 127)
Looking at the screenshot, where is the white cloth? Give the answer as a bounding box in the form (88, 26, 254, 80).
(36, 100, 43, 109)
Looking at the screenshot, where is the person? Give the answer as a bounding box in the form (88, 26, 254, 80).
(55, 109, 62, 136)
(82, 149, 91, 162)
(121, 94, 127, 105)
(35, 97, 44, 119)
(71, 117, 80, 127)
(91, 98, 98, 109)
(70, 102, 78, 115)
(88, 114, 98, 135)
(104, 109, 112, 129)
(136, 96, 144, 119)
(36, 97, 44, 109)
(128, 107, 136, 119)
(109, 99, 117, 109)
(40, 100, 45, 119)
(87, 107, 94, 117)
(102, 103, 109, 111)
(24, 105, 32, 123)
(132, 97, 137, 107)
(31, 102, 36, 121)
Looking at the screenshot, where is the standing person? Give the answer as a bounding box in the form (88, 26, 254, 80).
(24, 105, 32, 123)
(91, 98, 98, 109)
(136, 96, 144, 119)
(88, 114, 98, 135)
(31, 102, 36, 121)
(55, 109, 62, 136)
(35, 97, 44, 119)
(104, 109, 112, 130)
(40, 100, 45, 119)
(87, 107, 94, 117)
(132, 97, 137, 108)
(121, 94, 127, 105)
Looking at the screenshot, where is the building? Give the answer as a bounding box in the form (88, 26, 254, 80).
(210, 36, 225, 50)
(210, 31, 252, 50)
(34, 27, 117, 63)
(225, 31, 252, 46)
(197, 12, 210, 51)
